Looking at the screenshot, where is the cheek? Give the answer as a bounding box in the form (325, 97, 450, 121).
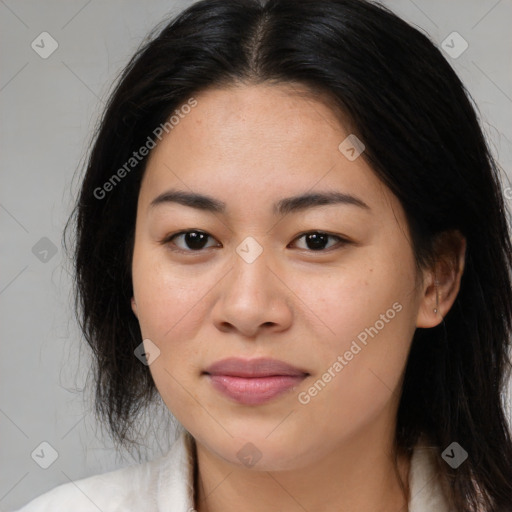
(294, 254, 417, 421)
(132, 247, 210, 338)
(132, 262, 207, 417)
(293, 255, 410, 352)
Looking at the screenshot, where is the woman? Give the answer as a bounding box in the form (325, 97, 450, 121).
(16, 0, 512, 510)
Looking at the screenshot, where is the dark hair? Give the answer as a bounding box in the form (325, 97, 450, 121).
(63, 0, 512, 510)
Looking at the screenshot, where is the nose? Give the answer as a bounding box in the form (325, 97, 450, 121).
(211, 243, 294, 338)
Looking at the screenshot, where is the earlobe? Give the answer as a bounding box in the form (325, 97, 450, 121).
(131, 297, 138, 318)
(415, 230, 466, 329)
(415, 275, 443, 328)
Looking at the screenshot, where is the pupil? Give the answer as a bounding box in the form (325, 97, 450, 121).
(307, 233, 328, 250)
(185, 231, 207, 250)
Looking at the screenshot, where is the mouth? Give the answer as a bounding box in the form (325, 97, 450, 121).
(203, 357, 309, 405)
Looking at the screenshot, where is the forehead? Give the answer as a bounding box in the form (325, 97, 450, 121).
(139, 83, 398, 221)
(166, 83, 348, 160)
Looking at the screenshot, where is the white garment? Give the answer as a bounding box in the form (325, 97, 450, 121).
(14, 430, 451, 511)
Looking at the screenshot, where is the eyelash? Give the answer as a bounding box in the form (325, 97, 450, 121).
(160, 230, 350, 254)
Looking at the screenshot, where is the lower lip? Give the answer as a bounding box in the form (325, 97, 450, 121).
(207, 374, 307, 405)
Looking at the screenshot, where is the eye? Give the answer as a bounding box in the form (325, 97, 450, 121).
(289, 231, 348, 251)
(164, 230, 220, 252)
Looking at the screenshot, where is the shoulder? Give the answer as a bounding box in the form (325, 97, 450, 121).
(13, 430, 195, 512)
(13, 462, 154, 512)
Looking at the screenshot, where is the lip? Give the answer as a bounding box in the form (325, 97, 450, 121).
(203, 357, 309, 405)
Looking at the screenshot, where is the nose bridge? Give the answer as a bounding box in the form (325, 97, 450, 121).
(212, 235, 292, 335)
(229, 235, 273, 299)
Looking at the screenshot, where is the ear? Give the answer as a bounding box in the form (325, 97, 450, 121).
(416, 230, 466, 328)
(131, 297, 138, 319)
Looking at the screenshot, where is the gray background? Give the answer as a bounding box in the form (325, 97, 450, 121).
(1, 0, 511, 510)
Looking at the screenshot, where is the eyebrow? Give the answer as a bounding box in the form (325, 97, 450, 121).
(149, 189, 371, 216)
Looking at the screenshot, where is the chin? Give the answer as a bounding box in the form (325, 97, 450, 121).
(196, 428, 320, 472)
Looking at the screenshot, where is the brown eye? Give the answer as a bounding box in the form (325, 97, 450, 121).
(167, 230, 220, 251)
(291, 231, 348, 251)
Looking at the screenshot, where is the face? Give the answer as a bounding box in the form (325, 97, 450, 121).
(130, 83, 430, 471)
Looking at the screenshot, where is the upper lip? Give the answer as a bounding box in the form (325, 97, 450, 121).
(204, 357, 309, 378)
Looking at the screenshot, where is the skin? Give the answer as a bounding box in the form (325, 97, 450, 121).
(130, 83, 466, 512)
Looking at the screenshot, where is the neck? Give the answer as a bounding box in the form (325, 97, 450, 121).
(193, 423, 410, 512)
